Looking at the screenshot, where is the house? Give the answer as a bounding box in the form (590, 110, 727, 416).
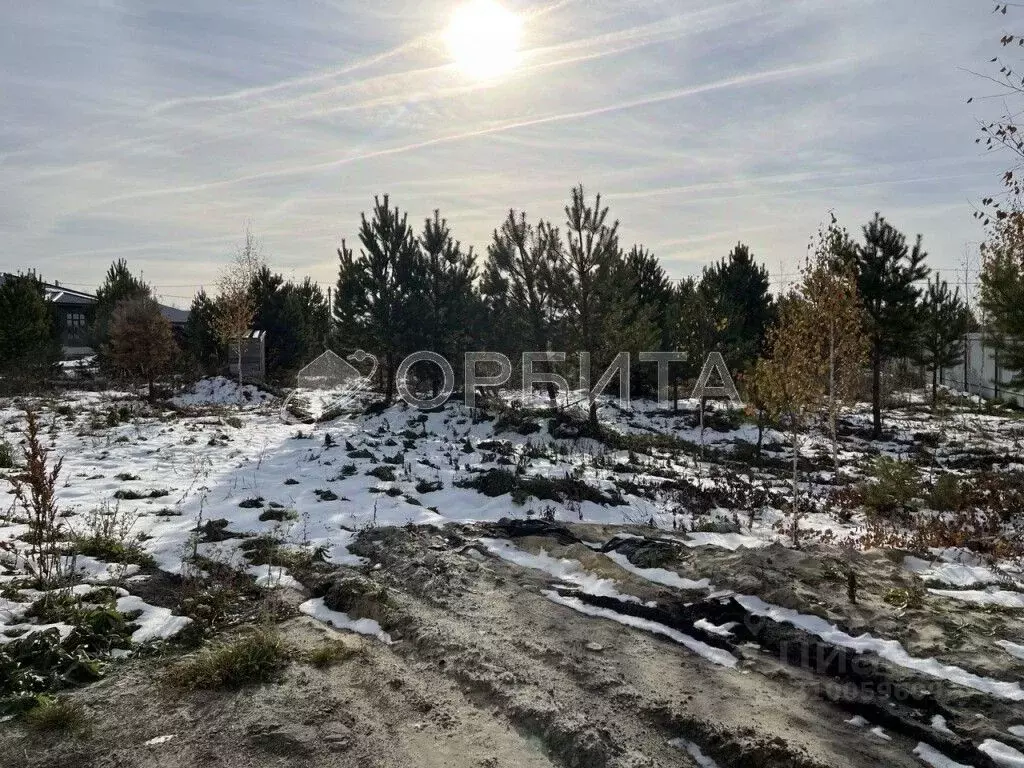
(1, 273, 190, 359)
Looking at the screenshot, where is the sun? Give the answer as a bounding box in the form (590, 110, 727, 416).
(445, 0, 522, 80)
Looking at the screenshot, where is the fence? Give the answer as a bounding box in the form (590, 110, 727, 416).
(939, 333, 1024, 407)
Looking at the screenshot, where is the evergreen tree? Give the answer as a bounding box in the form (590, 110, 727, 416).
(334, 195, 422, 405)
(697, 243, 774, 373)
(552, 186, 658, 427)
(184, 290, 223, 374)
(418, 210, 478, 395)
(980, 210, 1024, 386)
(916, 275, 970, 407)
(106, 296, 178, 401)
(0, 274, 60, 390)
(623, 245, 673, 397)
(287, 277, 330, 365)
(853, 213, 930, 437)
(91, 259, 150, 362)
(481, 209, 562, 387)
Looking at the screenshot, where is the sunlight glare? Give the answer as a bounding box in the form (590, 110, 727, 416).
(445, 0, 522, 80)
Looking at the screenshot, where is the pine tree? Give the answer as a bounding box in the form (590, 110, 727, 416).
(623, 246, 673, 397)
(334, 195, 423, 405)
(917, 275, 970, 407)
(980, 210, 1024, 386)
(418, 210, 479, 395)
(185, 290, 223, 374)
(106, 296, 178, 401)
(697, 243, 774, 374)
(481, 209, 562, 388)
(0, 274, 60, 390)
(91, 259, 150, 363)
(853, 213, 930, 437)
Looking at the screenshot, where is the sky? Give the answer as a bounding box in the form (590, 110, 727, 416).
(0, 0, 1014, 308)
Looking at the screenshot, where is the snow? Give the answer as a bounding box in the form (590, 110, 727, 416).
(996, 641, 1024, 661)
(980, 739, 1024, 768)
(299, 598, 393, 644)
(904, 555, 1011, 588)
(116, 594, 192, 643)
(928, 588, 1024, 609)
(931, 715, 955, 736)
(542, 589, 738, 668)
(144, 735, 176, 746)
(682, 532, 769, 551)
(480, 538, 639, 602)
(1008, 725, 1024, 739)
(171, 377, 274, 408)
(605, 550, 711, 591)
(870, 726, 891, 741)
(736, 595, 1024, 701)
(913, 742, 972, 768)
(668, 738, 721, 767)
(846, 716, 869, 728)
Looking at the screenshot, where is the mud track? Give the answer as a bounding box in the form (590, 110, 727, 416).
(4, 522, 1021, 767)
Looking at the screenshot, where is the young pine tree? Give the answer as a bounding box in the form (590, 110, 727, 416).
(916, 275, 970, 408)
(334, 196, 423, 405)
(852, 213, 930, 437)
(0, 274, 60, 390)
(185, 289, 223, 375)
(92, 259, 150, 365)
(980, 210, 1024, 386)
(480, 210, 562, 390)
(697, 242, 775, 374)
(418, 210, 478, 395)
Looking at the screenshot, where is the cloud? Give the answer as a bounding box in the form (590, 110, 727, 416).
(0, 0, 1009, 302)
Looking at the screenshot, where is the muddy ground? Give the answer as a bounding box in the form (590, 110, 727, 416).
(2, 521, 1023, 768)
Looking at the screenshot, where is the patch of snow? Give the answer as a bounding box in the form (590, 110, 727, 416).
(996, 640, 1024, 661)
(1008, 725, 1024, 739)
(682, 532, 768, 551)
(928, 588, 1024, 609)
(668, 738, 720, 767)
(870, 726, 891, 741)
(248, 564, 303, 590)
(542, 589, 737, 668)
(931, 715, 955, 736)
(144, 734, 176, 746)
(904, 555, 1006, 588)
(171, 377, 274, 408)
(299, 598, 392, 644)
(736, 595, 1024, 701)
(694, 618, 736, 638)
(913, 742, 972, 768)
(480, 538, 638, 602)
(980, 739, 1024, 768)
(605, 550, 711, 590)
(116, 595, 191, 643)
(846, 716, 869, 727)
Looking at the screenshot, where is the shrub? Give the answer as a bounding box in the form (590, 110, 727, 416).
(313, 488, 339, 502)
(859, 456, 921, 519)
(167, 630, 289, 690)
(0, 629, 102, 715)
(113, 488, 169, 500)
(367, 466, 396, 482)
(303, 640, 361, 668)
(0, 440, 14, 469)
(926, 473, 964, 512)
(258, 508, 298, 523)
(24, 695, 89, 733)
(73, 501, 153, 567)
(415, 479, 443, 494)
(238, 497, 265, 509)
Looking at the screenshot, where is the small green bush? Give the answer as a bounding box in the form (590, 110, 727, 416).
(24, 695, 89, 733)
(167, 630, 289, 690)
(258, 508, 298, 523)
(0, 440, 15, 469)
(860, 456, 921, 519)
(367, 466, 396, 482)
(303, 640, 361, 668)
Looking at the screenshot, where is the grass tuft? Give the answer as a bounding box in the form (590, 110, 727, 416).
(167, 629, 290, 690)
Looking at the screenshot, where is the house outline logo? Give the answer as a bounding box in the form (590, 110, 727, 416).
(281, 349, 378, 422)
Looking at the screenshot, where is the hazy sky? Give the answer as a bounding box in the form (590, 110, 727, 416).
(0, 0, 1012, 308)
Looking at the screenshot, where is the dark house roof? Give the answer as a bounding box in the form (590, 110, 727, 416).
(1, 273, 191, 325)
